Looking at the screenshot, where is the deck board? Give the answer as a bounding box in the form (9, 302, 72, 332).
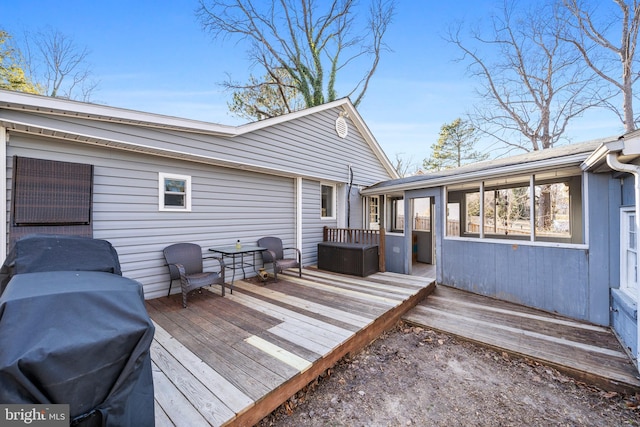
(403, 285, 640, 393)
(148, 269, 433, 426)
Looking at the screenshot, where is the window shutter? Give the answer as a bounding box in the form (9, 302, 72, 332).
(10, 157, 93, 245)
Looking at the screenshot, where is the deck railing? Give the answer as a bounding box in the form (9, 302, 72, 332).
(322, 226, 386, 272)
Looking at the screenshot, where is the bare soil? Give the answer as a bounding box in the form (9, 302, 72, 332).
(258, 322, 640, 427)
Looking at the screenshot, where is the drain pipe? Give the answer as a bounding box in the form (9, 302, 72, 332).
(607, 152, 640, 372)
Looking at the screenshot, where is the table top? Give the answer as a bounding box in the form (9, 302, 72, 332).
(209, 245, 267, 255)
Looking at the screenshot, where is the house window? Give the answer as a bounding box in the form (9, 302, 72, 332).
(621, 208, 638, 299)
(369, 196, 380, 229)
(389, 197, 404, 233)
(321, 184, 335, 218)
(159, 173, 191, 211)
(446, 174, 581, 243)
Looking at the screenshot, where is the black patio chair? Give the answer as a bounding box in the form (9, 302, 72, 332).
(163, 243, 225, 308)
(257, 236, 301, 281)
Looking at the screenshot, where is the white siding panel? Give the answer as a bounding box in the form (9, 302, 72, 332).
(7, 135, 296, 299)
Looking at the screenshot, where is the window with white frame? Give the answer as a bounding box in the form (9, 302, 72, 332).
(159, 172, 191, 211)
(621, 208, 638, 299)
(321, 184, 335, 219)
(369, 196, 380, 229)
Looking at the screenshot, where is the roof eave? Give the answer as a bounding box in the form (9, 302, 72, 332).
(0, 90, 399, 179)
(361, 152, 591, 196)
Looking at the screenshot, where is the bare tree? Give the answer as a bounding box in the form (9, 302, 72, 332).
(562, 0, 640, 132)
(197, 0, 394, 112)
(449, 2, 601, 155)
(392, 153, 416, 178)
(227, 68, 305, 120)
(23, 28, 98, 101)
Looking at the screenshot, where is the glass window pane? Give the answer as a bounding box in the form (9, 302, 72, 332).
(629, 214, 636, 250)
(535, 183, 570, 238)
(490, 186, 530, 236)
(164, 193, 185, 207)
(165, 179, 185, 193)
(465, 192, 480, 234)
(446, 202, 460, 236)
(321, 185, 333, 217)
(483, 190, 496, 233)
(391, 198, 404, 232)
(369, 197, 379, 228)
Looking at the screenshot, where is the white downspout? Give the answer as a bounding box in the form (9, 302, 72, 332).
(606, 152, 640, 372)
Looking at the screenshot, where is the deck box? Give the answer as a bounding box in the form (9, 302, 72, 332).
(318, 241, 379, 277)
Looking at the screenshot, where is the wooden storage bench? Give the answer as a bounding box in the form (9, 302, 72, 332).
(317, 241, 379, 277)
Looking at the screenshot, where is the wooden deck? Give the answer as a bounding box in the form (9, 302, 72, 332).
(403, 284, 640, 393)
(146, 268, 434, 426)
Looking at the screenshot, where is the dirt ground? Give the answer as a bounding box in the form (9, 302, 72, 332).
(258, 322, 640, 427)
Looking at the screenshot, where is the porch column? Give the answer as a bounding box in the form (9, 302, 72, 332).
(296, 177, 302, 260)
(0, 127, 6, 262)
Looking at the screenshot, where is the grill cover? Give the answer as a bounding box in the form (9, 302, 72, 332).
(0, 236, 154, 427)
(0, 235, 122, 295)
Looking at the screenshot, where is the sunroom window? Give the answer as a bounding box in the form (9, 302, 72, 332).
(159, 172, 191, 211)
(483, 186, 531, 237)
(389, 197, 404, 233)
(447, 173, 581, 244)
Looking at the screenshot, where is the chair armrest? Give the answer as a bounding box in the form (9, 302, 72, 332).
(263, 249, 277, 263)
(170, 263, 187, 278)
(283, 247, 301, 261)
(204, 255, 226, 271)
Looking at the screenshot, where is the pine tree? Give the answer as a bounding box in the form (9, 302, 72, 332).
(423, 118, 488, 172)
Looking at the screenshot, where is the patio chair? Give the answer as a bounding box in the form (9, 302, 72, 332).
(163, 243, 225, 308)
(257, 236, 301, 281)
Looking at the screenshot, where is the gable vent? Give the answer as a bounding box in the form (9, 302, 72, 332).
(335, 116, 349, 138)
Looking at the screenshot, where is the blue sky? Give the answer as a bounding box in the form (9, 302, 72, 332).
(1, 1, 623, 169)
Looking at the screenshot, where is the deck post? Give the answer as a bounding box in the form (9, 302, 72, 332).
(379, 227, 386, 272)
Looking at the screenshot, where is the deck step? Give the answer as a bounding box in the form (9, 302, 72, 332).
(403, 285, 640, 393)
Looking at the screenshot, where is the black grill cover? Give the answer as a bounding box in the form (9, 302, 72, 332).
(0, 271, 154, 425)
(0, 235, 122, 295)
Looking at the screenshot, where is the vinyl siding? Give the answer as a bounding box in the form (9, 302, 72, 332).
(8, 134, 296, 299)
(4, 107, 391, 186)
(2, 101, 394, 299)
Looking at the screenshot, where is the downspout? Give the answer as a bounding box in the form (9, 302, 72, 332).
(606, 152, 640, 372)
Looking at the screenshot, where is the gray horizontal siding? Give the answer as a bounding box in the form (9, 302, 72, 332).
(7, 134, 296, 299)
(5, 106, 393, 186)
(301, 179, 335, 266)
